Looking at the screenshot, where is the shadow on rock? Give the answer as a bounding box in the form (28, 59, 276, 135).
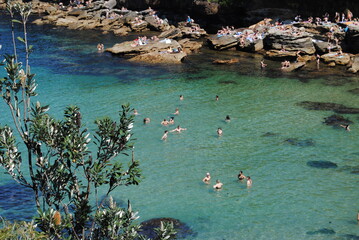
(140, 217, 196, 239)
(284, 138, 315, 147)
(306, 228, 336, 235)
(307, 161, 338, 169)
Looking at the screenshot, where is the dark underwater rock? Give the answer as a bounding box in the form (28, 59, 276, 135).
(297, 101, 359, 114)
(284, 138, 315, 147)
(306, 228, 336, 235)
(342, 234, 359, 240)
(348, 88, 359, 95)
(0, 182, 36, 221)
(307, 161, 338, 169)
(261, 132, 279, 137)
(140, 217, 196, 239)
(323, 114, 353, 126)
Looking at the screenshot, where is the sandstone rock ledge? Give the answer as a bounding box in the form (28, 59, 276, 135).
(106, 38, 187, 64)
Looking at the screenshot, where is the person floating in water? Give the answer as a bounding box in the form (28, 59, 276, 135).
(161, 119, 169, 125)
(174, 108, 180, 115)
(169, 117, 175, 124)
(143, 118, 150, 124)
(246, 176, 252, 187)
(161, 130, 168, 140)
(216, 95, 219, 101)
(202, 172, 211, 183)
(340, 124, 350, 131)
(213, 179, 223, 189)
(180, 95, 184, 101)
(133, 109, 139, 115)
(225, 115, 231, 122)
(170, 125, 187, 133)
(217, 128, 223, 136)
(238, 171, 246, 180)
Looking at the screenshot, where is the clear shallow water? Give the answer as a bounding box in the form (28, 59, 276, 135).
(0, 13, 359, 239)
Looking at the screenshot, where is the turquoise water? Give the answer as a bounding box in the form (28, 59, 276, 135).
(1, 14, 359, 239)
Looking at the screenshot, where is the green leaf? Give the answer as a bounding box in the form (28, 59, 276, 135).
(11, 19, 22, 24)
(17, 36, 25, 43)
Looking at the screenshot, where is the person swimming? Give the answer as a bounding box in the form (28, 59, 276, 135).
(217, 128, 223, 136)
(246, 176, 252, 187)
(225, 115, 231, 122)
(133, 109, 139, 115)
(143, 118, 150, 124)
(161, 119, 169, 125)
(161, 130, 169, 140)
(170, 125, 187, 133)
(213, 179, 223, 189)
(202, 172, 211, 183)
(216, 95, 219, 101)
(169, 117, 175, 124)
(340, 124, 350, 131)
(180, 95, 184, 101)
(238, 171, 246, 180)
(174, 108, 180, 115)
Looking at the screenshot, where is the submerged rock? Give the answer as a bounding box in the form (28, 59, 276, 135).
(284, 138, 315, 147)
(306, 228, 336, 235)
(261, 132, 279, 137)
(140, 217, 196, 239)
(212, 58, 239, 64)
(297, 101, 359, 114)
(307, 161, 338, 169)
(323, 114, 353, 126)
(348, 88, 359, 95)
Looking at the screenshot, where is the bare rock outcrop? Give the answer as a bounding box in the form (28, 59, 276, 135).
(321, 52, 351, 65)
(264, 26, 316, 54)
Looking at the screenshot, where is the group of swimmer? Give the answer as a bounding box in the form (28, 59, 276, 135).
(135, 94, 230, 141)
(202, 171, 252, 190)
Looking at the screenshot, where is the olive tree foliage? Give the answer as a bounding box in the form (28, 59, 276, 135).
(0, 1, 176, 239)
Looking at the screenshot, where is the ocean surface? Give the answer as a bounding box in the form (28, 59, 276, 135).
(0, 13, 359, 239)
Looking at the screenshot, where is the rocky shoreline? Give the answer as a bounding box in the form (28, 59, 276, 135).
(1, 0, 358, 73)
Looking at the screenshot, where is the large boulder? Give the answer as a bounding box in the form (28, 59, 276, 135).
(321, 52, 351, 65)
(178, 38, 203, 53)
(207, 35, 239, 50)
(264, 27, 316, 54)
(237, 38, 263, 52)
(313, 39, 341, 54)
(281, 61, 306, 72)
(129, 20, 148, 32)
(144, 15, 170, 32)
(106, 38, 182, 55)
(348, 54, 359, 73)
(158, 27, 183, 39)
